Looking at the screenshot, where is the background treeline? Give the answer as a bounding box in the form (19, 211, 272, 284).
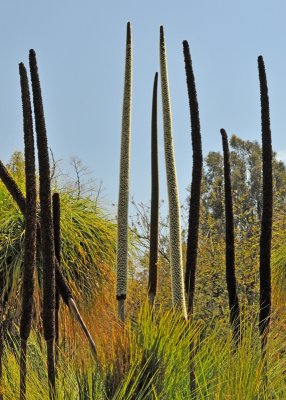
(130, 135, 286, 322)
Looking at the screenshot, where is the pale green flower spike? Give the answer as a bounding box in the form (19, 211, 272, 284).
(159, 26, 187, 319)
(116, 21, 132, 322)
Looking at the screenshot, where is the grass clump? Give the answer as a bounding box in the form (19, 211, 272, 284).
(1, 301, 285, 399)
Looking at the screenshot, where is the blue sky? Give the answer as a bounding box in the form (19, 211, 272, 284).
(0, 1, 285, 211)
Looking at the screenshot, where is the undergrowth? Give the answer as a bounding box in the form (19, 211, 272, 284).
(1, 301, 286, 399)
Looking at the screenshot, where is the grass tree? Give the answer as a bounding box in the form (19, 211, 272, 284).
(221, 129, 241, 345)
(160, 26, 187, 319)
(19, 63, 37, 400)
(29, 49, 57, 396)
(116, 22, 132, 322)
(0, 159, 99, 362)
(258, 55, 273, 352)
(148, 72, 159, 306)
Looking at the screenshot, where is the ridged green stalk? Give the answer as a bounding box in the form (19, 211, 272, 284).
(221, 129, 241, 345)
(19, 63, 37, 400)
(116, 22, 132, 322)
(258, 55, 273, 352)
(160, 26, 187, 319)
(52, 193, 61, 363)
(183, 40, 203, 317)
(148, 72, 159, 306)
(29, 49, 56, 397)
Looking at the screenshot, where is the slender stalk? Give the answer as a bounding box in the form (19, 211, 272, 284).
(68, 298, 98, 362)
(52, 193, 61, 364)
(160, 26, 187, 319)
(148, 72, 159, 306)
(29, 49, 56, 396)
(183, 40, 203, 317)
(116, 22, 132, 322)
(182, 39, 203, 396)
(258, 55, 273, 352)
(19, 62, 37, 400)
(221, 129, 241, 345)
(0, 160, 26, 214)
(0, 164, 98, 359)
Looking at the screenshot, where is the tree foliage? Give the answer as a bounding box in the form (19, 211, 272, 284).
(0, 152, 117, 330)
(131, 135, 286, 323)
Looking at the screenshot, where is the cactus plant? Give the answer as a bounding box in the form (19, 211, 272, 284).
(19, 62, 37, 400)
(160, 26, 187, 319)
(258, 55, 273, 351)
(116, 22, 132, 322)
(221, 128, 241, 345)
(148, 72, 159, 306)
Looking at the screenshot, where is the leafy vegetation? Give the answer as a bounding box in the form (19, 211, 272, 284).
(1, 301, 286, 399)
(0, 22, 285, 400)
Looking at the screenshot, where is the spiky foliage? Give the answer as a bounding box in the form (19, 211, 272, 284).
(258, 56, 273, 350)
(52, 193, 61, 361)
(19, 63, 37, 400)
(182, 40, 203, 317)
(0, 162, 74, 306)
(0, 169, 117, 302)
(221, 129, 241, 344)
(0, 159, 114, 363)
(159, 26, 187, 318)
(148, 72, 159, 305)
(29, 49, 56, 394)
(116, 21, 132, 321)
(2, 301, 286, 399)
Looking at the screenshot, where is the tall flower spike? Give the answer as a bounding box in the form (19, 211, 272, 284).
(116, 22, 132, 322)
(160, 26, 187, 319)
(258, 55, 273, 352)
(29, 49, 56, 396)
(19, 63, 37, 400)
(183, 40, 203, 395)
(221, 129, 241, 345)
(148, 72, 159, 305)
(183, 40, 203, 317)
(52, 192, 61, 363)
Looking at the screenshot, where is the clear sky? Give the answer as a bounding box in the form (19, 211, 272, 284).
(0, 1, 285, 210)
